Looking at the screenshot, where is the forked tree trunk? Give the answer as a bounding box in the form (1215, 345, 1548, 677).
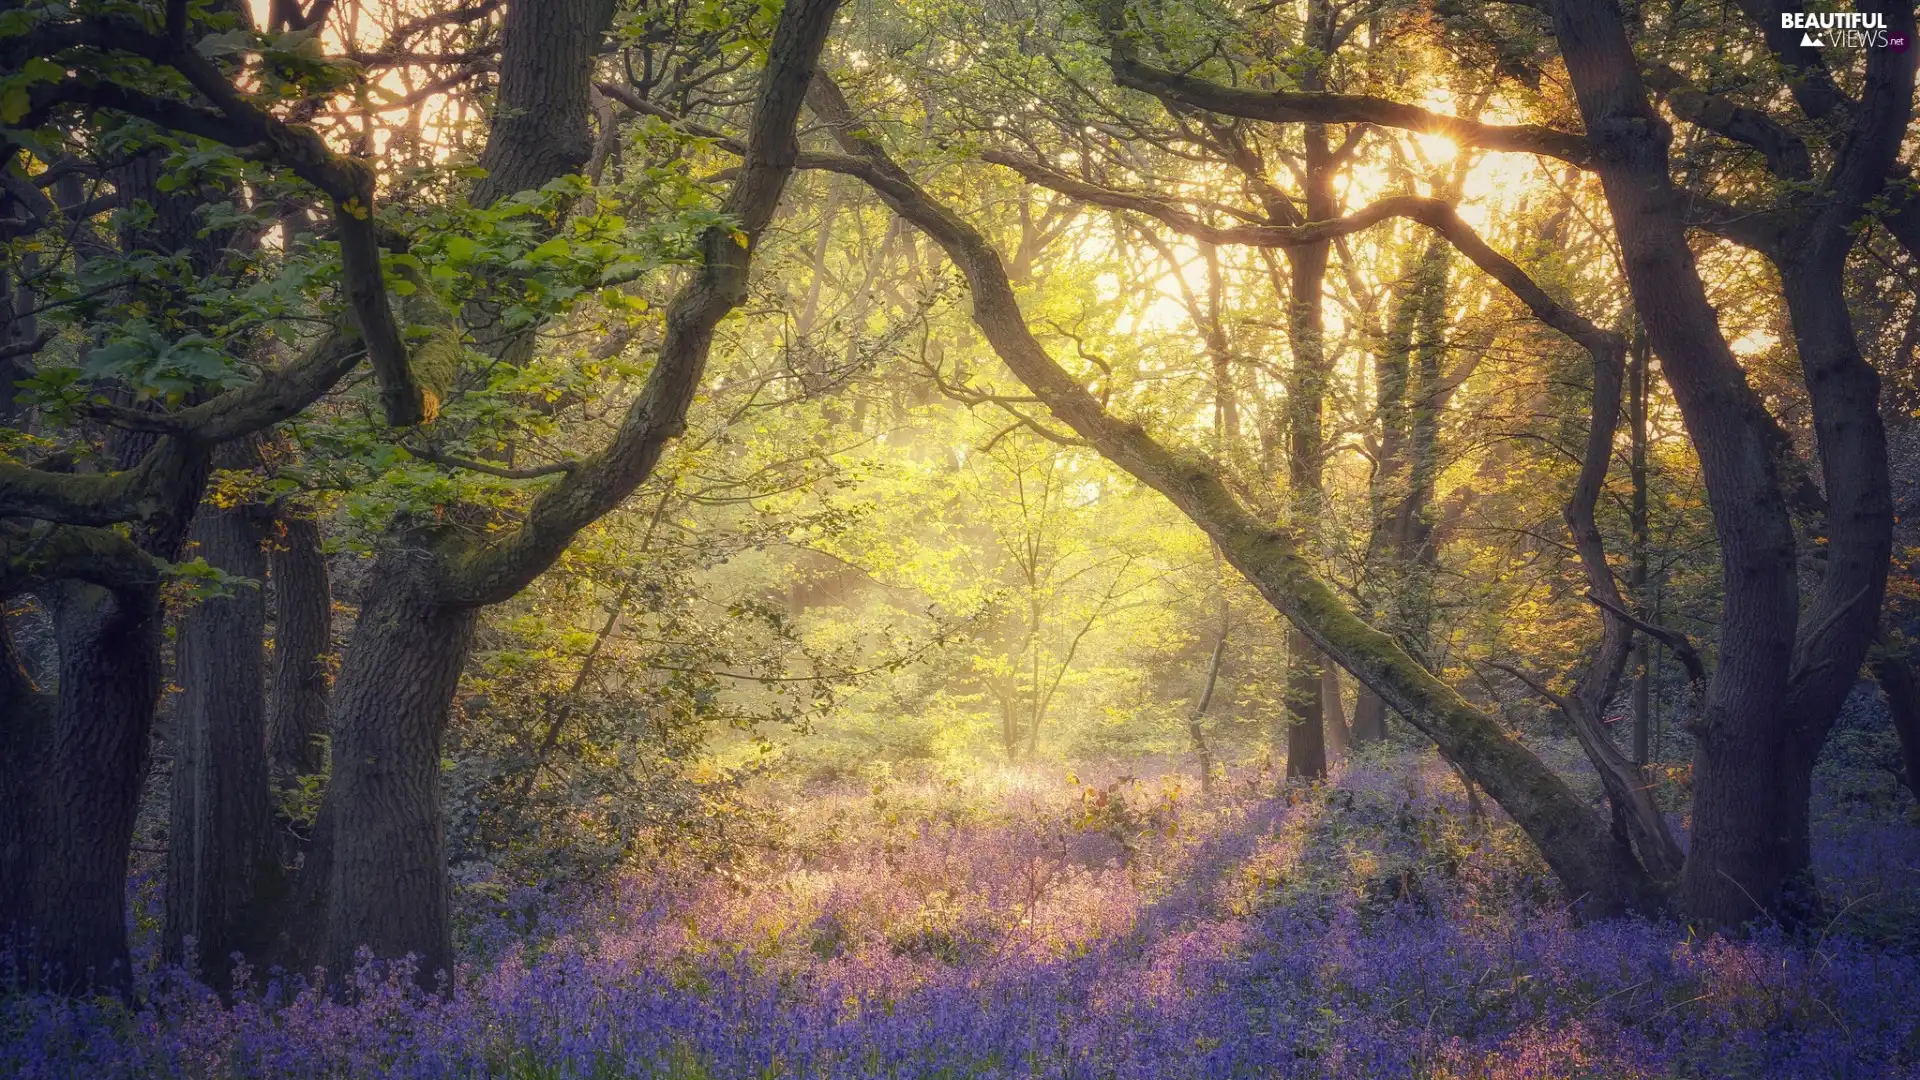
(1548, 0, 1909, 924)
(305, 0, 840, 986)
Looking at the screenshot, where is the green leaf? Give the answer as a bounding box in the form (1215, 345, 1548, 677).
(0, 85, 28, 125)
(528, 237, 572, 263)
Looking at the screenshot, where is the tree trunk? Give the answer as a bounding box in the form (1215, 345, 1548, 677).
(167, 485, 282, 995)
(1284, 630, 1327, 779)
(0, 620, 50, 955)
(268, 511, 332, 789)
(1349, 689, 1389, 743)
(1322, 664, 1351, 759)
(1190, 611, 1227, 796)
(30, 582, 164, 992)
(1628, 327, 1652, 768)
(1548, 0, 1909, 924)
(1280, 47, 1336, 776)
(1549, 0, 1804, 926)
(306, 0, 841, 988)
(470, 0, 621, 210)
(1870, 644, 1920, 804)
(1351, 233, 1451, 737)
(321, 557, 477, 986)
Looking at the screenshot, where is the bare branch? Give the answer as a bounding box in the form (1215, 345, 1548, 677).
(407, 445, 578, 479)
(1584, 590, 1707, 685)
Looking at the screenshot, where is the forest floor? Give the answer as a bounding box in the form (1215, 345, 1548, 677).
(6, 746, 1920, 1078)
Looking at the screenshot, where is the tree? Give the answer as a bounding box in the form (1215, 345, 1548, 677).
(798, 0, 1918, 924)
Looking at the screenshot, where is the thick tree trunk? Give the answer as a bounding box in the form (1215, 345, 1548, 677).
(0, 621, 50, 951)
(268, 511, 332, 788)
(470, 0, 620, 210)
(30, 582, 163, 992)
(307, 0, 840, 989)
(5, 423, 196, 993)
(167, 487, 282, 994)
(1284, 630, 1327, 779)
(321, 557, 477, 986)
(1548, 0, 1909, 924)
(1740, 257, 1894, 914)
(1549, 0, 1803, 926)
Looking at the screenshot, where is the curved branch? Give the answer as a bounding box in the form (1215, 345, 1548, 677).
(438, 0, 843, 606)
(984, 153, 1623, 360)
(1646, 65, 1811, 182)
(0, 332, 361, 526)
(1104, 53, 1593, 166)
(0, 520, 161, 601)
(407, 444, 578, 479)
(1585, 590, 1708, 686)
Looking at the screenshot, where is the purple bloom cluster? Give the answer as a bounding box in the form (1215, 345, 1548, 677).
(6, 756, 1918, 1078)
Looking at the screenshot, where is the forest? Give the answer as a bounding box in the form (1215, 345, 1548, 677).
(2, 0, 1920, 1074)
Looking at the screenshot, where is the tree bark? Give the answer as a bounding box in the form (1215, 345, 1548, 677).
(1349, 689, 1389, 743)
(1281, 8, 1338, 779)
(167, 476, 283, 995)
(268, 511, 331, 789)
(1548, 0, 1804, 926)
(321, 560, 477, 985)
(470, 0, 620, 210)
(1284, 630, 1327, 779)
(0, 618, 50, 958)
(30, 580, 164, 992)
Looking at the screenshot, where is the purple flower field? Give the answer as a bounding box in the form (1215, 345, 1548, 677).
(6, 753, 1919, 1079)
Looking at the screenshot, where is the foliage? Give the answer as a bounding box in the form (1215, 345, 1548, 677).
(7, 750, 1919, 1078)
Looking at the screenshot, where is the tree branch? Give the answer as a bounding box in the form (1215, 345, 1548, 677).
(439, 0, 844, 605)
(21, 21, 423, 425)
(407, 444, 578, 479)
(1104, 53, 1593, 165)
(1584, 590, 1707, 685)
(1645, 65, 1811, 182)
